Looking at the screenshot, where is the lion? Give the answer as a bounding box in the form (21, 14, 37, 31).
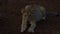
(21, 4, 46, 32)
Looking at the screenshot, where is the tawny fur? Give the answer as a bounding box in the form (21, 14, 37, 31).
(21, 4, 46, 32)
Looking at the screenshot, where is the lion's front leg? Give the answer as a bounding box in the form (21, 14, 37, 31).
(28, 20, 36, 32)
(21, 13, 28, 32)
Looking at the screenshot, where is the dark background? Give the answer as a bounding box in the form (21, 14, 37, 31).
(0, 0, 60, 34)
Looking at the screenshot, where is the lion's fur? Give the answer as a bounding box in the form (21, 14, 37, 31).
(21, 4, 46, 32)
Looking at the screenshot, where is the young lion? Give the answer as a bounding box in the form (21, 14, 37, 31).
(21, 4, 46, 32)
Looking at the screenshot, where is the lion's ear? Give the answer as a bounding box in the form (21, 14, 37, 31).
(21, 5, 31, 13)
(25, 5, 31, 10)
(25, 5, 30, 10)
